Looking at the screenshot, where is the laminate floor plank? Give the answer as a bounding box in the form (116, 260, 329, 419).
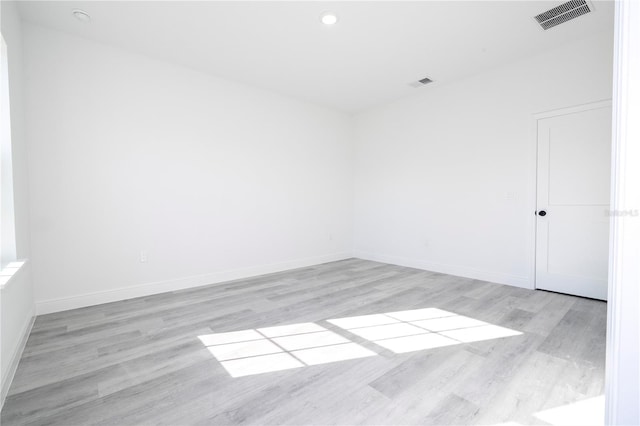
(1, 259, 606, 425)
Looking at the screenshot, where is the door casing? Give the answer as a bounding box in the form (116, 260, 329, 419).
(530, 99, 613, 293)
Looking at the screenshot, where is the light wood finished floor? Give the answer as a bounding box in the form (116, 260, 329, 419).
(1, 259, 606, 425)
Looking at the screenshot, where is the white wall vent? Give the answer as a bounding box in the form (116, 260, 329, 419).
(409, 77, 433, 88)
(534, 0, 593, 30)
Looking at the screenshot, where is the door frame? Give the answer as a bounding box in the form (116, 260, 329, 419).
(529, 99, 612, 293)
(605, 0, 640, 423)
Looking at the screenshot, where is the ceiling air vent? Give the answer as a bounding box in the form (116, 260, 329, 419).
(534, 0, 593, 30)
(409, 77, 434, 88)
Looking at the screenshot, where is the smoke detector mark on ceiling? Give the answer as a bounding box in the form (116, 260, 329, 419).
(409, 77, 434, 88)
(534, 0, 594, 30)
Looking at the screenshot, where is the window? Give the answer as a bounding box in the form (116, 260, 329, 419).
(1, 34, 17, 270)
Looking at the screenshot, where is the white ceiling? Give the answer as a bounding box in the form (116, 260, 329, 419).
(16, 1, 614, 113)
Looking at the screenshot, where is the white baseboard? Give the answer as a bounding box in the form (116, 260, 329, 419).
(353, 251, 533, 289)
(1, 310, 35, 409)
(35, 252, 353, 315)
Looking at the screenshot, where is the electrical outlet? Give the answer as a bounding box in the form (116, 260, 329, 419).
(140, 250, 148, 263)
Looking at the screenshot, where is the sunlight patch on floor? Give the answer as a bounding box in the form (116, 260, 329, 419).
(221, 352, 305, 377)
(199, 308, 522, 377)
(327, 308, 522, 354)
(533, 395, 604, 426)
(198, 322, 375, 377)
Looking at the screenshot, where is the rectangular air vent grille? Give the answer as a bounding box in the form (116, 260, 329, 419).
(534, 0, 592, 30)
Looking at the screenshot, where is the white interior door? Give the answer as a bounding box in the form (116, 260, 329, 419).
(535, 104, 612, 300)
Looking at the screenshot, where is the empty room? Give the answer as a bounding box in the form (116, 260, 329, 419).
(1, 1, 638, 425)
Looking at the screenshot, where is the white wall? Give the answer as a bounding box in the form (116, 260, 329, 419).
(13, 9, 638, 423)
(0, 263, 33, 406)
(0, 0, 35, 407)
(353, 31, 614, 288)
(606, 0, 640, 423)
(23, 25, 354, 314)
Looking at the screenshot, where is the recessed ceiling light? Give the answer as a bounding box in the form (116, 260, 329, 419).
(320, 12, 338, 26)
(72, 9, 91, 23)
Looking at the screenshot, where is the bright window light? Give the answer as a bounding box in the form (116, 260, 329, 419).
(206, 339, 282, 361)
(272, 330, 349, 351)
(534, 395, 604, 426)
(221, 353, 304, 378)
(291, 343, 375, 366)
(328, 308, 522, 354)
(198, 322, 374, 377)
(1, 34, 17, 270)
(198, 308, 523, 377)
(374, 333, 459, 353)
(198, 329, 262, 346)
(346, 322, 426, 341)
(440, 324, 522, 343)
(0, 260, 26, 288)
(326, 314, 399, 329)
(411, 315, 488, 332)
(386, 307, 457, 321)
(0, 260, 25, 276)
(258, 322, 326, 337)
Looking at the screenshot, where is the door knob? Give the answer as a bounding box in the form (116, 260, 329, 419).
(538, 210, 547, 217)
